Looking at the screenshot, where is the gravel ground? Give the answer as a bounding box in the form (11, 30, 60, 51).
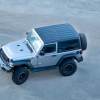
(0, 0, 100, 100)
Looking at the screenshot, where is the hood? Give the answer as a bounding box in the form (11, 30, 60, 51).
(2, 39, 35, 61)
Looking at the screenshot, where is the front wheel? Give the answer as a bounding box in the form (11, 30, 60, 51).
(59, 59, 77, 76)
(12, 67, 29, 85)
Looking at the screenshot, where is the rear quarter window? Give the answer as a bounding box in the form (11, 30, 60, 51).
(58, 39, 81, 53)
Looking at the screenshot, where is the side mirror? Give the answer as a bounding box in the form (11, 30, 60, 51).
(40, 50, 45, 56)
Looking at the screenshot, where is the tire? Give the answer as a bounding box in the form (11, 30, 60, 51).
(12, 67, 29, 85)
(59, 59, 77, 76)
(79, 33, 87, 51)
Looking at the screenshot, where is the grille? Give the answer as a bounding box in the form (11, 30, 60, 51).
(0, 48, 9, 63)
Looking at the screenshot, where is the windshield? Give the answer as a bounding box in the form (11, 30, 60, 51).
(27, 29, 44, 54)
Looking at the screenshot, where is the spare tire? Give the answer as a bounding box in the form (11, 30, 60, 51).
(79, 33, 87, 51)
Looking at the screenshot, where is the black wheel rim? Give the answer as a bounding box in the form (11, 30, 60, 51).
(19, 72, 26, 81)
(63, 64, 74, 74)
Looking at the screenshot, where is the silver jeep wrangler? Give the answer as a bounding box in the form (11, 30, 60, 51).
(0, 24, 87, 85)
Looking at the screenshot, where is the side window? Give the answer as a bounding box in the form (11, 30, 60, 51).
(42, 43, 56, 54)
(58, 39, 80, 53)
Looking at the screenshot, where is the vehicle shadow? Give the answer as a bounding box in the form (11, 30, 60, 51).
(29, 68, 62, 81)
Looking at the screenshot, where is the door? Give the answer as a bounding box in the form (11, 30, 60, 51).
(36, 43, 58, 67)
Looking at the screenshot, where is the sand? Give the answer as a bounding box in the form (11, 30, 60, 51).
(0, 0, 100, 100)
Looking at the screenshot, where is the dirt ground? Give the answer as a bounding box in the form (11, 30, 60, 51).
(0, 0, 100, 100)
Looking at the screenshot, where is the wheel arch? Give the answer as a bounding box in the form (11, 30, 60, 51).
(57, 54, 82, 66)
(12, 64, 30, 72)
(57, 55, 75, 66)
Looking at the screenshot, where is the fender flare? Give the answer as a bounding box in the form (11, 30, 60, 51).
(57, 54, 83, 66)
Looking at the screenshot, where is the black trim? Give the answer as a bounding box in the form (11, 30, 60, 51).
(12, 60, 30, 66)
(31, 65, 57, 72)
(57, 55, 74, 66)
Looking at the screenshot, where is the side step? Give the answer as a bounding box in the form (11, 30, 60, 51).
(31, 65, 57, 72)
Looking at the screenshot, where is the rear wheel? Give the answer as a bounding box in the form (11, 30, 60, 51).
(12, 66, 29, 85)
(59, 59, 77, 76)
(79, 33, 87, 51)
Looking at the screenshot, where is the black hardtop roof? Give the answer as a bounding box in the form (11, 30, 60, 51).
(35, 23, 79, 44)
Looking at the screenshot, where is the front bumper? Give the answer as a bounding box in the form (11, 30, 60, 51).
(0, 57, 11, 71)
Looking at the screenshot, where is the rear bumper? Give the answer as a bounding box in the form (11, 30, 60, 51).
(75, 54, 83, 62)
